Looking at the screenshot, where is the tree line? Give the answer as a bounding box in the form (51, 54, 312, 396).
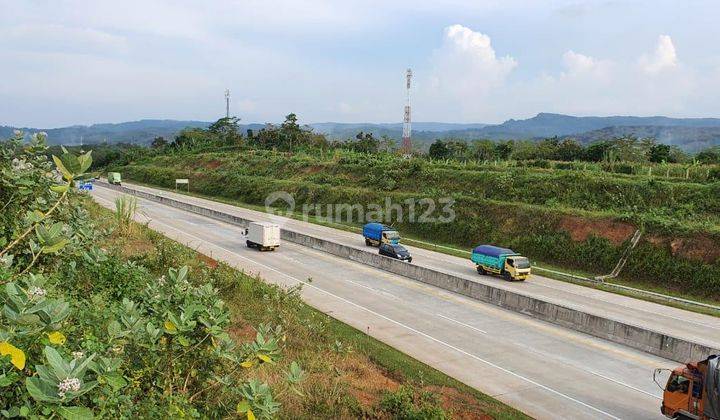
(54, 113, 720, 166)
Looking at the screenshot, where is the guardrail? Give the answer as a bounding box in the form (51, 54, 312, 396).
(96, 181, 720, 363)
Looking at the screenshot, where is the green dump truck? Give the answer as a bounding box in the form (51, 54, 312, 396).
(107, 172, 122, 185)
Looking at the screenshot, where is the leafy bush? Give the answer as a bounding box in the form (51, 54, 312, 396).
(0, 133, 303, 418)
(379, 386, 446, 420)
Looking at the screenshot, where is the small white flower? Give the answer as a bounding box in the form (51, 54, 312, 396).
(158, 275, 166, 286)
(58, 377, 81, 397)
(72, 351, 85, 359)
(28, 286, 47, 299)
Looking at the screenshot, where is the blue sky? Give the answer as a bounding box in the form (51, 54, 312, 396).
(1, 0, 718, 127)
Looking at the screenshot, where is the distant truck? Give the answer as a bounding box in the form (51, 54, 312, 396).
(107, 172, 122, 185)
(471, 245, 531, 281)
(362, 223, 400, 247)
(245, 222, 280, 251)
(655, 355, 719, 420)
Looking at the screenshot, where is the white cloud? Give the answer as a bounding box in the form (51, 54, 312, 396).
(640, 35, 678, 73)
(422, 24, 517, 120)
(432, 24, 517, 93)
(562, 50, 596, 74)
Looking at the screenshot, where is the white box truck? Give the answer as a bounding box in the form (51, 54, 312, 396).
(246, 222, 280, 251)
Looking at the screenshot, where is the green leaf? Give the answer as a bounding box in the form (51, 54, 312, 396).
(25, 377, 61, 403)
(44, 346, 69, 380)
(77, 151, 93, 174)
(0, 372, 19, 387)
(52, 155, 73, 181)
(107, 320, 122, 338)
(59, 153, 81, 176)
(236, 400, 250, 414)
(177, 336, 190, 347)
(57, 406, 93, 420)
(42, 239, 68, 254)
(103, 372, 127, 391)
(50, 184, 69, 194)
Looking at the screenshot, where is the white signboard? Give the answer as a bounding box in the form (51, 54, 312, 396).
(175, 178, 189, 192)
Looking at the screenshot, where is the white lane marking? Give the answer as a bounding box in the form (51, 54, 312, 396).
(436, 313, 487, 334)
(94, 194, 623, 419)
(584, 370, 661, 400)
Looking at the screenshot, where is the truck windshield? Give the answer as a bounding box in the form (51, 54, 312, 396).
(513, 258, 531, 269)
(384, 231, 400, 240)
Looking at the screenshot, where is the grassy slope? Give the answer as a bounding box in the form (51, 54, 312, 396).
(109, 150, 720, 301)
(87, 199, 528, 419)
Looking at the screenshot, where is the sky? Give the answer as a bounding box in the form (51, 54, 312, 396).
(1, 0, 719, 127)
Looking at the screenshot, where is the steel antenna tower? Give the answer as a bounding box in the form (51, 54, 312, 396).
(401, 69, 413, 156)
(225, 89, 230, 118)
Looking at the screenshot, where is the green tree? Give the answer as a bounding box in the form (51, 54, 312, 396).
(584, 141, 612, 162)
(495, 140, 514, 160)
(428, 140, 449, 160)
(208, 116, 242, 144)
(346, 131, 380, 154)
(445, 140, 469, 160)
(696, 146, 720, 164)
(471, 140, 496, 161)
(150, 136, 167, 149)
(555, 138, 584, 161)
(280, 113, 301, 150)
(648, 144, 671, 163)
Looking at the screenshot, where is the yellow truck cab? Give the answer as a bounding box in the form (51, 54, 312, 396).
(471, 245, 531, 281)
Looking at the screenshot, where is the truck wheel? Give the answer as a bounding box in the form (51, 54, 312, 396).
(476, 266, 485, 274)
(246, 240, 255, 249)
(503, 272, 512, 281)
(365, 238, 372, 246)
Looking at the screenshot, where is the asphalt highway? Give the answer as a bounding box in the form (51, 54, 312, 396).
(91, 184, 682, 419)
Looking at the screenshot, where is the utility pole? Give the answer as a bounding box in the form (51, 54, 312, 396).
(401, 69, 412, 157)
(225, 89, 230, 119)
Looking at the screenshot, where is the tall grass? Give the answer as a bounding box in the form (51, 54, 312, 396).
(114, 195, 137, 236)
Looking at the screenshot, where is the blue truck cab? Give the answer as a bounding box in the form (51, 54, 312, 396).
(471, 245, 531, 281)
(363, 223, 400, 247)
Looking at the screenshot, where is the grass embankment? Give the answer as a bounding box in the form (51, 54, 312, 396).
(110, 150, 720, 302)
(88, 199, 527, 419)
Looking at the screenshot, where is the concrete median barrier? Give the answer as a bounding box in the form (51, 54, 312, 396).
(98, 181, 719, 363)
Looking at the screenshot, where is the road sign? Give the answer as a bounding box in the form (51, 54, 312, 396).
(175, 178, 189, 192)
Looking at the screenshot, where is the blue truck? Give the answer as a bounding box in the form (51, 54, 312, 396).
(362, 223, 400, 247)
(471, 245, 531, 281)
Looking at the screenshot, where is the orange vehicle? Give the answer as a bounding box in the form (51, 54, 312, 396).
(654, 354, 719, 419)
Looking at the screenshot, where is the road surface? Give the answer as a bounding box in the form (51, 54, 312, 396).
(100, 182, 720, 350)
(91, 184, 683, 419)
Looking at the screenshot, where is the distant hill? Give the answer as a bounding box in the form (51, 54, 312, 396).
(0, 120, 214, 145)
(473, 113, 720, 139)
(565, 125, 720, 152)
(4, 113, 720, 152)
